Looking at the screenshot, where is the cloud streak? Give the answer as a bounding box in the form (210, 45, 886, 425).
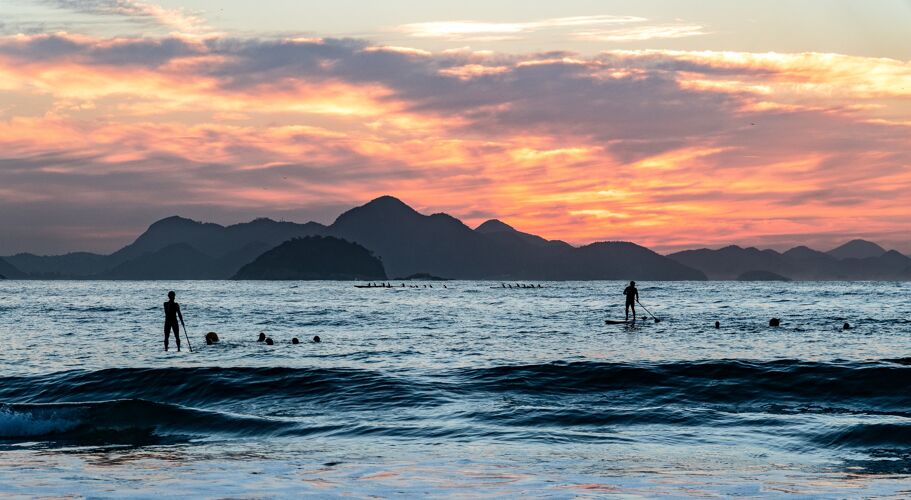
(396, 15, 708, 43)
(575, 24, 708, 42)
(41, 0, 211, 34)
(399, 15, 644, 39)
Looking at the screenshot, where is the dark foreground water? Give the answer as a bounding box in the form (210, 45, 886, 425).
(0, 281, 909, 498)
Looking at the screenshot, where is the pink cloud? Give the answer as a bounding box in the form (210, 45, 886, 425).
(0, 33, 908, 254)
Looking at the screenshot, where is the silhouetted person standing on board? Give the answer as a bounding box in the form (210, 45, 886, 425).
(623, 281, 639, 321)
(164, 291, 184, 352)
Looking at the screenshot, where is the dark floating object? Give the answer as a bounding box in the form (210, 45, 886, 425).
(257, 332, 266, 342)
(715, 321, 720, 329)
(292, 337, 300, 344)
(265, 338, 274, 345)
(843, 322, 851, 330)
(205, 331, 219, 345)
(313, 336, 321, 343)
(769, 318, 781, 327)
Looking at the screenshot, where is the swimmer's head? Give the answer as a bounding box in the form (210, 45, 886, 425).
(313, 335, 321, 343)
(292, 337, 300, 344)
(257, 332, 266, 342)
(265, 338, 274, 346)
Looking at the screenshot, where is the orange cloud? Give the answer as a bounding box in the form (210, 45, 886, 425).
(0, 33, 908, 254)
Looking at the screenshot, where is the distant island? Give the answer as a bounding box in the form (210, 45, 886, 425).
(1, 196, 908, 281)
(234, 236, 386, 280)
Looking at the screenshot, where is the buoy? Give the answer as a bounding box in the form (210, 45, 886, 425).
(769, 318, 781, 327)
(205, 331, 219, 345)
(292, 337, 300, 344)
(714, 321, 720, 329)
(265, 338, 274, 345)
(313, 335, 321, 343)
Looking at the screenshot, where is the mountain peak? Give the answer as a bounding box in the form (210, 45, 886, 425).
(783, 245, 826, 257)
(827, 239, 886, 260)
(475, 219, 517, 234)
(332, 196, 420, 227)
(148, 215, 203, 229)
(363, 196, 416, 212)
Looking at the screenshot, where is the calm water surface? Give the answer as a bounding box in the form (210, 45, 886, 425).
(0, 281, 909, 497)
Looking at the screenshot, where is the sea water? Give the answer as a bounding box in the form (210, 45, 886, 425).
(0, 280, 909, 498)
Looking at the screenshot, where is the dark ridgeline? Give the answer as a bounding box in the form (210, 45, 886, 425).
(6, 217, 328, 280)
(669, 244, 911, 281)
(0, 257, 26, 279)
(233, 236, 386, 280)
(827, 239, 887, 260)
(1, 195, 908, 280)
(0, 196, 704, 280)
(0, 252, 108, 278)
(105, 243, 225, 280)
(330, 196, 704, 280)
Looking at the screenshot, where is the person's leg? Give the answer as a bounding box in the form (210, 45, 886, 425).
(164, 323, 171, 351)
(631, 303, 636, 320)
(625, 303, 630, 320)
(174, 323, 181, 352)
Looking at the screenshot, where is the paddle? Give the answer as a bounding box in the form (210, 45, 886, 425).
(179, 318, 194, 352)
(636, 300, 661, 323)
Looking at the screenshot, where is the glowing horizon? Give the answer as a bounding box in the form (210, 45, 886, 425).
(0, 1, 910, 255)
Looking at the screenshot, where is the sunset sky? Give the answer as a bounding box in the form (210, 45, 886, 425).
(1, 0, 910, 255)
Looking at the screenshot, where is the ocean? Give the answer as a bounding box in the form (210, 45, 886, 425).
(0, 280, 909, 498)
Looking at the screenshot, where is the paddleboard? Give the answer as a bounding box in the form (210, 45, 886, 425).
(605, 318, 648, 325)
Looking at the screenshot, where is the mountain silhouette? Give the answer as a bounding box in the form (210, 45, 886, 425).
(5, 252, 109, 278)
(475, 219, 572, 249)
(234, 236, 385, 280)
(2, 196, 907, 280)
(668, 246, 786, 280)
(328, 196, 703, 280)
(103, 243, 226, 280)
(0, 257, 25, 279)
(5, 217, 327, 279)
(669, 243, 911, 280)
(827, 239, 886, 260)
(109, 216, 327, 265)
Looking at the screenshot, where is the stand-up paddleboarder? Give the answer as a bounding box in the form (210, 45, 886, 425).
(164, 291, 184, 351)
(623, 281, 639, 321)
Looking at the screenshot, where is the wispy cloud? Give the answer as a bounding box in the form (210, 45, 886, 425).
(41, 0, 210, 34)
(575, 24, 708, 42)
(398, 15, 645, 41)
